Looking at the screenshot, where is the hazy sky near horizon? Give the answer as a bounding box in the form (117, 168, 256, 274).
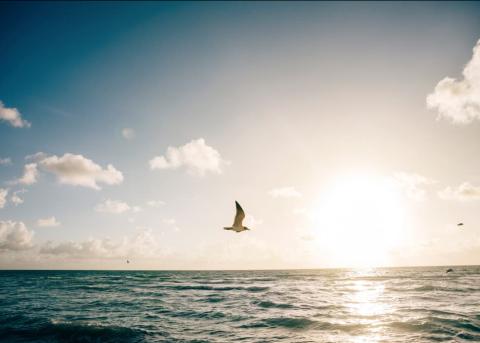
(2, 1, 480, 269)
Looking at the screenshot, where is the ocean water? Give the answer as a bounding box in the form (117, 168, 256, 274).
(0, 267, 479, 343)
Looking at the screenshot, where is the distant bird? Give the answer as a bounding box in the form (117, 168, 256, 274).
(126, 260, 130, 264)
(224, 201, 250, 233)
(446, 268, 453, 273)
(457, 223, 464, 227)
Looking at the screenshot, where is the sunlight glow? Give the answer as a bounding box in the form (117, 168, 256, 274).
(313, 172, 407, 267)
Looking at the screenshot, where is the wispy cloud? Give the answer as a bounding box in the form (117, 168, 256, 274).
(37, 216, 61, 227)
(10, 189, 26, 206)
(393, 172, 435, 201)
(121, 128, 135, 140)
(0, 101, 31, 128)
(0, 157, 12, 166)
(0, 189, 8, 209)
(0, 220, 34, 251)
(438, 182, 480, 201)
(269, 186, 302, 198)
(149, 138, 227, 176)
(95, 199, 131, 214)
(427, 39, 480, 124)
(146, 200, 165, 208)
(40, 227, 159, 258)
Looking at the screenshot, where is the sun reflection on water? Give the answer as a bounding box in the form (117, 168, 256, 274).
(345, 269, 392, 342)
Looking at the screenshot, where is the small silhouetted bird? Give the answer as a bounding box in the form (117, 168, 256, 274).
(446, 268, 453, 273)
(223, 201, 250, 233)
(126, 260, 130, 264)
(457, 223, 464, 227)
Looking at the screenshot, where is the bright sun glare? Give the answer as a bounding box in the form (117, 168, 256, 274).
(313, 172, 407, 268)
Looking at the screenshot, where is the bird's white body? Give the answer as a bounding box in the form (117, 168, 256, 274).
(224, 201, 250, 233)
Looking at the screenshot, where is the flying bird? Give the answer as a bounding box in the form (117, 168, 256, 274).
(446, 268, 453, 273)
(224, 201, 250, 233)
(457, 223, 464, 227)
(126, 260, 130, 264)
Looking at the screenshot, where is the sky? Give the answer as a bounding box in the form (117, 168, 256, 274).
(1, 1, 480, 269)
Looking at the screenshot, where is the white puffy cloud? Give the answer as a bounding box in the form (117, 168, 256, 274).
(393, 172, 435, 201)
(146, 200, 165, 208)
(37, 216, 61, 227)
(16, 163, 38, 185)
(121, 128, 135, 140)
(427, 39, 480, 124)
(95, 199, 130, 214)
(0, 101, 31, 128)
(39, 153, 123, 190)
(268, 186, 302, 198)
(0, 189, 7, 209)
(438, 182, 480, 201)
(40, 227, 159, 258)
(10, 189, 26, 206)
(149, 138, 226, 176)
(0, 157, 12, 165)
(0, 221, 34, 251)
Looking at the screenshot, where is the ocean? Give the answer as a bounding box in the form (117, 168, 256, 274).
(0, 267, 479, 342)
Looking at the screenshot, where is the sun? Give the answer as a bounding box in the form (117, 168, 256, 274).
(312, 172, 407, 268)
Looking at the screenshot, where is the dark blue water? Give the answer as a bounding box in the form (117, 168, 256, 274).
(1, 267, 479, 342)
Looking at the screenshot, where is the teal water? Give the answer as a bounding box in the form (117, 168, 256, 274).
(0, 267, 479, 342)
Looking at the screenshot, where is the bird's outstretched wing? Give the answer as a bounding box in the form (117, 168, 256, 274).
(233, 201, 245, 227)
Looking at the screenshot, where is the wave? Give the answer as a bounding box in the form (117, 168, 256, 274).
(162, 284, 269, 292)
(241, 317, 367, 332)
(0, 319, 146, 343)
(253, 300, 294, 309)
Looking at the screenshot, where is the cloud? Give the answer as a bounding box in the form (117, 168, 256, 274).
(269, 186, 302, 198)
(149, 138, 227, 176)
(438, 182, 480, 201)
(0, 221, 34, 251)
(40, 227, 159, 258)
(393, 172, 435, 201)
(427, 39, 480, 124)
(11, 189, 26, 206)
(0, 157, 12, 165)
(162, 218, 179, 232)
(16, 163, 39, 185)
(0, 101, 31, 128)
(37, 216, 61, 227)
(95, 199, 130, 214)
(25, 152, 48, 161)
(39, 153, 123, 190)
(146, 200, 165, 208)
(121, 128, 135, 140)
(0, 189, 7, 209)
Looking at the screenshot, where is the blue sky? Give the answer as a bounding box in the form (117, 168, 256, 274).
(2, 2, 480, 269)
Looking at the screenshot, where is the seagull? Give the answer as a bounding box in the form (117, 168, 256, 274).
(224, 201, 250, 233)
(457, 223, 464, 227)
